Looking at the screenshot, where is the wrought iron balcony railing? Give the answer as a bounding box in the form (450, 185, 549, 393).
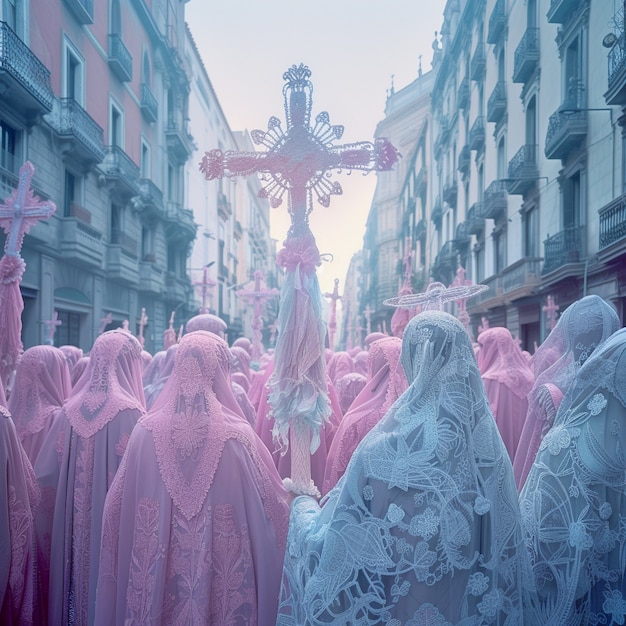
(487, 0, 506, 44)
(457, 76, 470, 110)
(471, 43, 486, 81)
(487, 81, 507, 123)
(431, 240, 459, 285)
(102, 146, 140, 195)
(0, 21, 54, 114)
(501, 257, 541, 295)
(467, 202, 486, 235)
(599, 192, 626, 250)
(138, 179, 164, 216)
(415, 217, 426, 240)
(431, 196, 443, 227)
(140, 83, 158, 123)
(542, 225, 583, 275)
(108, 34, 132, 82)
(443, 172, 458, 207)
(483, 180, 508, 220)
(55, 98, 105, 163)
(458, 144, 471, 175)
(469, 116, 485, 151)
(507, 144, 539, 195)
(513, 27, 540, 84)
(607, 34, 626, 106)
(415, 166, 427, 196)
(166, 116, 194, 162)
(545, 83, 587, 160)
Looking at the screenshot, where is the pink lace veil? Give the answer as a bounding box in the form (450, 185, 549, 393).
(70, 356, 89, 388)
(140, 350, 152, 371)
(8, 345, 71, 438)
(326, 351, 354, 385)
(59, 345, 83, 370)
(232, 371, 250, 393)
(142, 350, 166, 389)
(353, 350, 369, 376)
(185, 313, 227, 337)
(143, 331, 274, 520)
(513, 295, 619, 489)
(230, 345, 252, 381)
(364, 331, 387, 347)
(144, 345, 177, 410)
(64, 330, 146, 438)
(477, 327, 534, 399)
(334, 372, 367, 415)
(232, 336, 253, 356)
(322, 336, 407, 495)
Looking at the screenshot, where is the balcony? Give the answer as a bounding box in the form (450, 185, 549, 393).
(106, 244, 138, 285)
(138, 179, 164, 218)
(431, 240, 459, 285)
(443, 173, 457, 207)
(483, 180, 508, 220)
(62, 0, 93, 24)
(547, 0, 578, 24)
(471, 43, 486, 81)
(598, 193, 626, 261)
(544, 85, 587, 160)
(0, 21, 54, 119)
(415, 166, 427, 196)
(138, 261, 165, 295)
(513, 28, 540, 84)
(101, 146, 140, 197)
(52, 98, 105, 164)
(415, 217, 426, 240)
(457, 76, 470, 110)
(507, 144, 539, 195)
(469, 116, 485, 151)
(606, 34, 626, 106)
(58, 218, 104, 269)
(140, 83, 158, 123)
(487, 0, 506, 44)
(165, 272, 189, 302)
(165, 117, 193, 163)
(467, 202, 486, 235)
(457, 145, 471, 176)
(217, 191, 232, 220)
(431, 196, 443, 228)
(469, 273, 503, 311)
(108, 34, 132, 82)
(487, 81, 507, 124)
(542, 225, 583, 275)
(111, 228, 137, 257)
(234, 219, 243, 240)
(501, 257, 542, 299)
(165, 201, 196, 240)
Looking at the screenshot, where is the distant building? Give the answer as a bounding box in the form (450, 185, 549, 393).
(0, 0, 196, 352)
(184, 28, 278, 344)
(339, 250, 364, 349)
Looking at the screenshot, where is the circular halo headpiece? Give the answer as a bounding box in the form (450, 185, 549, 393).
(383, 281, 489, 311)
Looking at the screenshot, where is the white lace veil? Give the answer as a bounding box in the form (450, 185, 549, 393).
(520, 326, 626, 625)
(278, 311, 538, 625)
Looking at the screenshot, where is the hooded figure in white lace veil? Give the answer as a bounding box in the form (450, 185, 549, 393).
(277, 311, 538, 625)
(520, 326, 626, 626)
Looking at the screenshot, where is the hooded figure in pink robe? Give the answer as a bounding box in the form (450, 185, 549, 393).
(34, 329, 146, 625)
(95, 331, 290, 625)
(334, 372, 367, 416)
(230, 345, 252, 383)
(144, 344, 178, 410)
(70, 356, 89, 388)
(8, 345, 72, 464)
(513, 295, 620, 489)
(1, 392, 40, 625)
(185, 312, 227, 338)
(322, 336, 408, 495)
(59, 345, 83, 372)
(326, 351, 354, 386)
(232, 336, 253, 356)
(477, 327, 534, 461)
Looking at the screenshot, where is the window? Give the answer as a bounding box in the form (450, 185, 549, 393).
(110, 203, 122, 242)
(142, 51, 151, 86)
(477, 165, 484, 201)
(526, 97, 537, 146)
(494, 228, 506, 273)
(110, 102, 123, 147)
(64, 41, 84, 104)
(524, 206, 538, 257)
(497, 139, 506, 179)
(3, 0, 17, 31)
(55, 310, 81, 347)
(64, 170, 76, 217)
(565, 37, 582, 106)
(527, 0, 537, 28)
(497, 51, 505, 82)
(141, 226, 154, 261)
(0, 121, 17, 173)
(110, 0, 121, 35)
(563, 171, 581, 229)
(474, 244, 485, 283)
(141, 140, 150, 178)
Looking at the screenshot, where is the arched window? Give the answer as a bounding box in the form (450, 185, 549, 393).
(142, 52, 151, 86)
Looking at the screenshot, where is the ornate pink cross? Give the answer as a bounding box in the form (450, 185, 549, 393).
(200, 63, 399, 497)
(193, 266, 217, 314)
(0, 161, 56, 256)
(99, 312, 113, 335)
(138, 307, 148, 348)
(323, 278, 342, 351)
(543, 295, 560, 332)
(44, 311, 62, 345)
(236, 269, 279, 360)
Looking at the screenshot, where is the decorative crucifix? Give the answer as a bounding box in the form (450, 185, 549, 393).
(99, 312, 113, 335)
(236, 269, 279, 361)
(193, 266, 217, 314)
(44, 311, 62, 345)
(324, 278, 342, 351)
(0, 161, 56, 257)
(138, 307, 148, 348)
(543, 295, 560, 333)
(200, 63, 399, 496)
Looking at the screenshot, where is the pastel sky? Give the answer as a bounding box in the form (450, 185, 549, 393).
(186, 0, 446, 295)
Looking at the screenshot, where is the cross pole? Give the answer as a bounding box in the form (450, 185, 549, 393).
(138, 307, 148, 348)
(543, 295, 560, 332)
(200, 63, 399, 496)
(193, 266, 217, 314)
(0, 161, 56, 257)
(236, 269, 279, 360)
(44, 311, 62, 345)
(323, 278, 342, 351)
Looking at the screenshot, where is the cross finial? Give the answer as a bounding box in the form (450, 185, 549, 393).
(323, 278, 342, 351)
(44, 311, 62, 345)
(0, 162, 56, 257)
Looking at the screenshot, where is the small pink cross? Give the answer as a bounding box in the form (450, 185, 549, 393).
(44, 311, 62, 344)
